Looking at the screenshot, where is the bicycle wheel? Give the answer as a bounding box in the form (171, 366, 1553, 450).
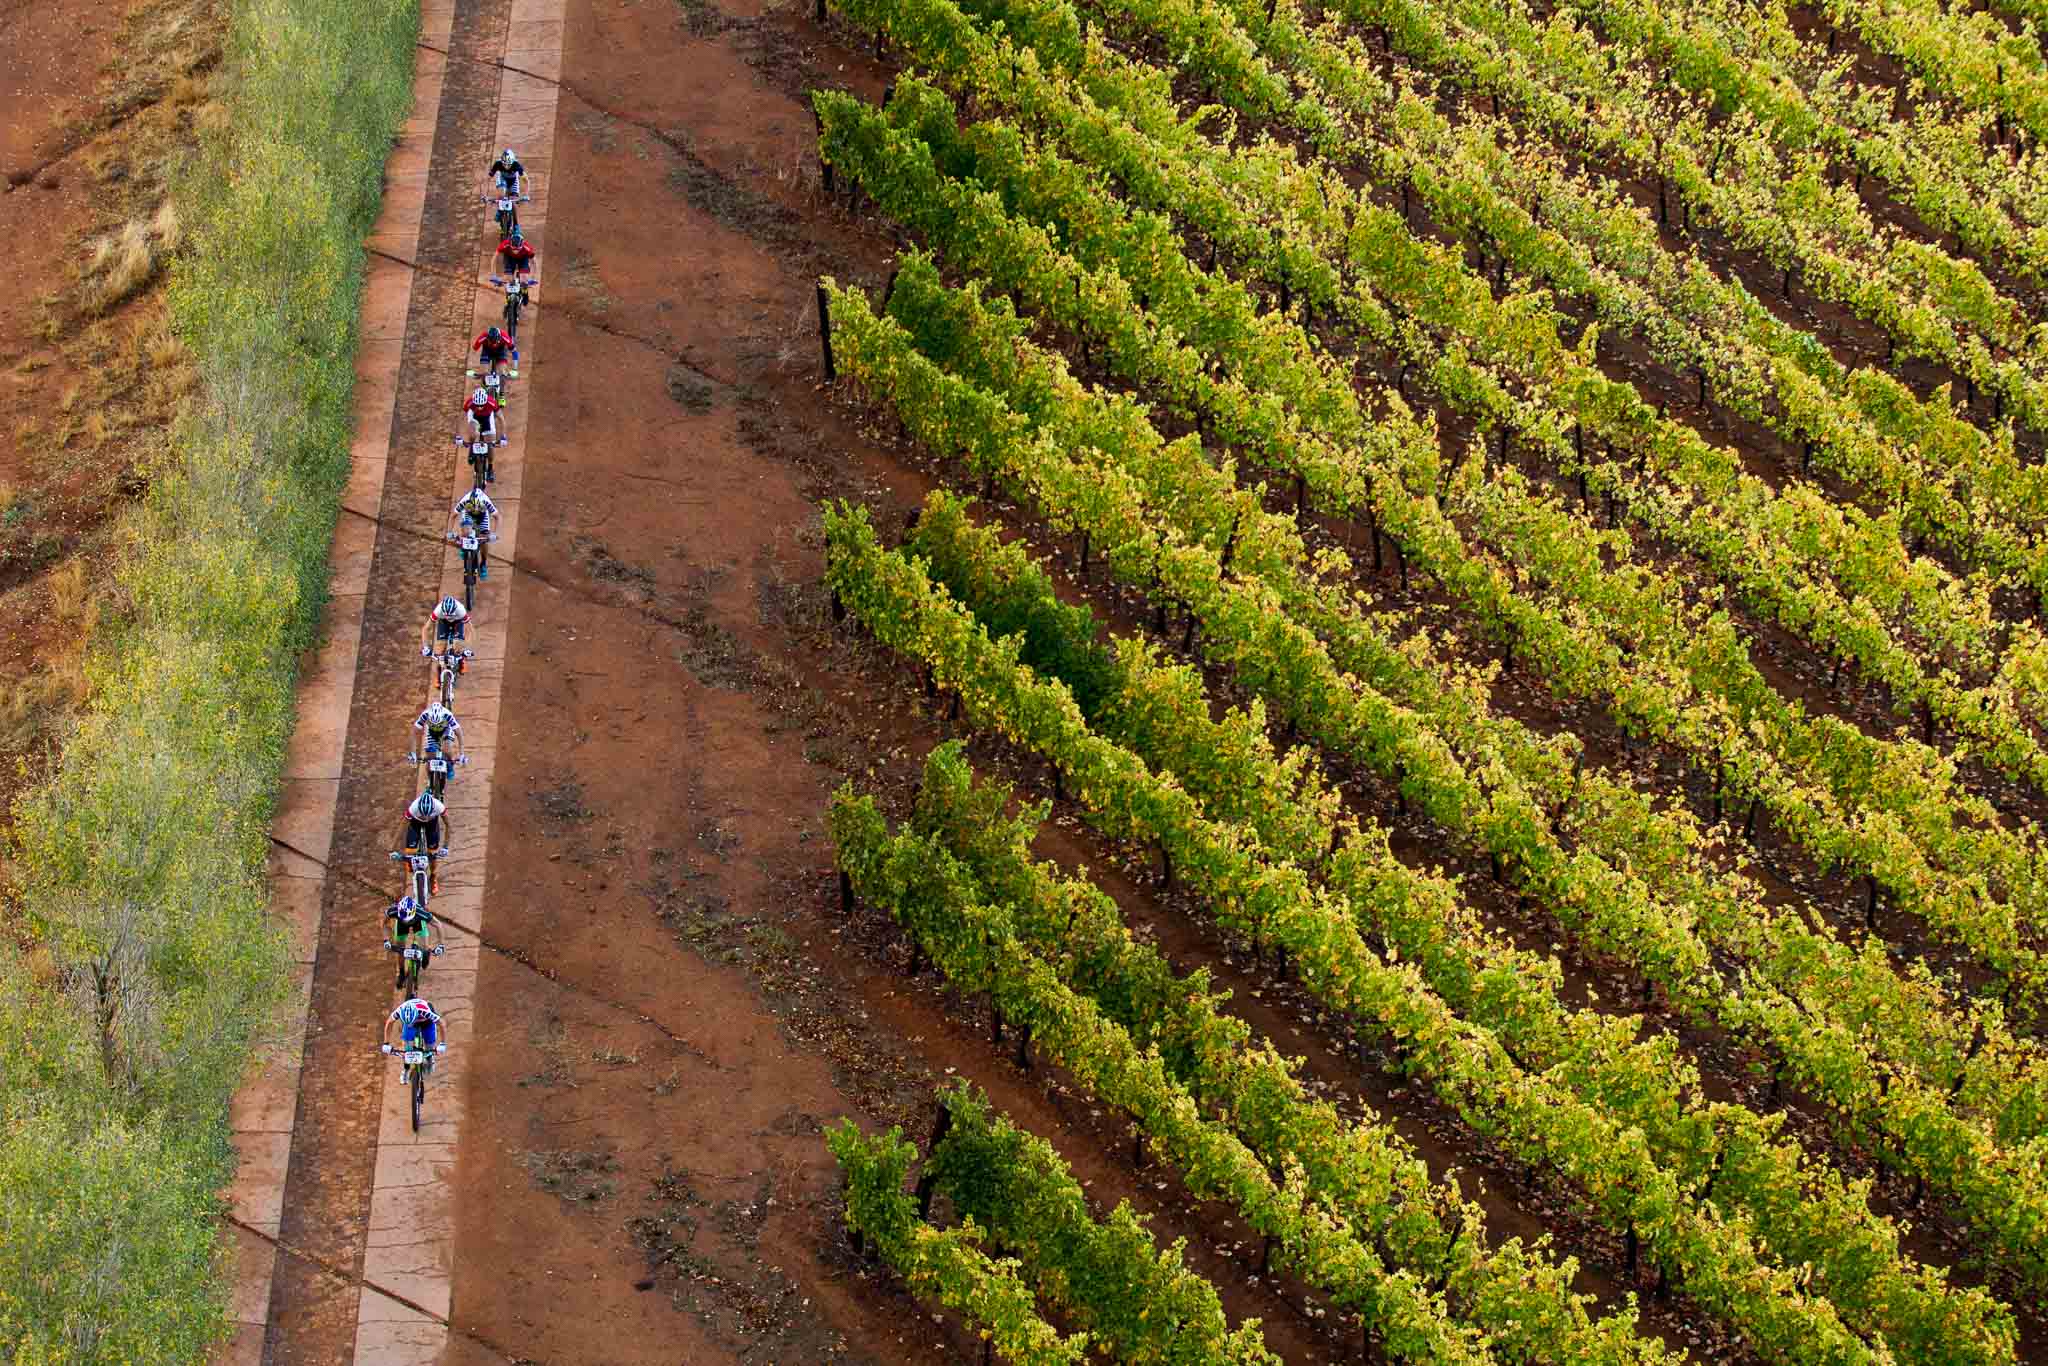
(410, 1064, 424, 1132)
(463, 570, 475, 613)
(399, 949, 420, 997)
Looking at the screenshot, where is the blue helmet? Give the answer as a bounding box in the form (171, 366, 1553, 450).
(393, 894, 420, 917)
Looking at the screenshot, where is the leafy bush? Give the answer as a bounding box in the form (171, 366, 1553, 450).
(0, 0, 418, 1352)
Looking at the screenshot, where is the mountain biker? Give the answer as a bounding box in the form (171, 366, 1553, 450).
(460, 386, 507, 448)
(446, 486, 499, 578)
(381, 998, 448, 1068)
(487, 148, 526, 198)
(413, 700, 465, 767)
(382, 896, 446, 988)
(498, 226, 537, 279)
(401, 789, 453, 893)
(421, 594, 471, 666)
(472, 325, 519, 377)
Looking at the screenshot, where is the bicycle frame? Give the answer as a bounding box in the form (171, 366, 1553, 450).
(433, 641, 472, 706)
(397, 943, 426, 995)
(391, 849, 431, 907)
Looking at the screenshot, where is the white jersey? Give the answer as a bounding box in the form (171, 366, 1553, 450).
(391, 998, 443, 1027)
(430, 599, 469, 625)
(414, 708, 462, 740)
(453, 491, 498, 528)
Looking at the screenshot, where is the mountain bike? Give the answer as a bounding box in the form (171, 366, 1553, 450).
(429, 639, 474, 707)
(391, 847, 432, 908)
(455, 434, 495, 485)
(489, 274, 534, 337)
(384, 938, 443, 996)
(407, 739, 467, 798)
(449, 526, 486, 608)
(381, 1041, 441, 1132)
(466, 365, 511, 401)
(485, 192, 529, 235)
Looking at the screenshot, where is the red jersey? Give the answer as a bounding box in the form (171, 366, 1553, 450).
(473, 330, 512, 353)
(498, 238, 535, 264)
(463, 394, 501, 424)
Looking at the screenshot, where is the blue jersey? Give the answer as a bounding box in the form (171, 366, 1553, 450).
(392, 999, 443, 1051)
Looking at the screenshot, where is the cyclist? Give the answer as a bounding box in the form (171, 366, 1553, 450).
(420, 594, 472, 691)
(486, 147, 526, 198)
(382, 895, 446, 988)
(412, 699, 465, 768)
(380, 998, 448, 1071)
(400, 788, 453, 894)
(497, 226, 537, 280)
(472, 325, 519, 378)
(446, 485, 499, 579)
(460, 385, 506, 448)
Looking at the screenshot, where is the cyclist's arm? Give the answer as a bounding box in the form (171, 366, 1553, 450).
(438, 809, 455, 850)
(427, 919, 446, 952)
(447, 729, 465, 760)
(380, 1014, 399, 1049)
(420, 616, 435, 653)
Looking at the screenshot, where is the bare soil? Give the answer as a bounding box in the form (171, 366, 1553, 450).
(0, 0, 215, 830)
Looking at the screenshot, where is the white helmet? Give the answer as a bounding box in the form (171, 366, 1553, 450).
(422, 702, 453, 729)
(472, 387, 490, 405)
(503, 148, 516, 161)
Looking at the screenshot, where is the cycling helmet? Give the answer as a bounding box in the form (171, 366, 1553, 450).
(509, 226, 525, 244)
(472, 387, 490, 406)
(504, 148, 516, 161)
(440, 595, 460, 616)
(486, 325, 501, 341)
(423, 702, 453, 731)
(398, 1001, 421, 1026)
(394, 894, 420, 917)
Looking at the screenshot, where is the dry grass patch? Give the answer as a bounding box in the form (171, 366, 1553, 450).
(47, 562, 91, 624)
(80, 218, 163, 317)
